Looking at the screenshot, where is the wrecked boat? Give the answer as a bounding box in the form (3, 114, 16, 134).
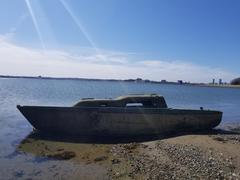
(17, 94, 222, 136)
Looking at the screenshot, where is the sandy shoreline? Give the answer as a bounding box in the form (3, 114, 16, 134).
(13, 129, 240, 179)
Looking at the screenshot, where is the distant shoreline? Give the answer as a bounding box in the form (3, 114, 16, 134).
(0, 75, 239, 89)
(193, 83, 240, 89)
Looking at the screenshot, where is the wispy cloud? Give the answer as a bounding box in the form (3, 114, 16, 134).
(9, 13, 29, 34)
(2, 13, 29, 40)
(0, 36, 236, 83)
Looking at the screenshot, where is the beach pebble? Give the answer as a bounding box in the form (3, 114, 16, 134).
(111, 159, 121, 164)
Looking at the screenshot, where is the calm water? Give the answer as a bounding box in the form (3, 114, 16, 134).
(0, 78, 240, 178)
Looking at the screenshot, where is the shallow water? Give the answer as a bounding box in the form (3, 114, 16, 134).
(0, 78, 240, 179)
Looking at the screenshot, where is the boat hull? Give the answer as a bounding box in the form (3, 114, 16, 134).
(17, 106, 222, 136)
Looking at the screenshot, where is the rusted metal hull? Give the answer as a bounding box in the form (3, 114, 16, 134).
(17, 105, 222, 136)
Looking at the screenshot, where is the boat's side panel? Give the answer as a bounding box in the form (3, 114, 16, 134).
(17, 106, 222, 136)
(18, 106, 99, 135)
(97, 112, 221, 135)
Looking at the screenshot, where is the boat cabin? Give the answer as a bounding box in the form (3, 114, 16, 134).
(74, 94, 168, 108)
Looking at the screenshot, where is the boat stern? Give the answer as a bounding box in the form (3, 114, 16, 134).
(211, 110, 223, 128)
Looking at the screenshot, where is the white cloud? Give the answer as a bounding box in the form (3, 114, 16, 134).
(0, 36, 237, 83)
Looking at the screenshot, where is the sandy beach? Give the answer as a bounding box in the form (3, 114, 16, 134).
(13, 129, 240, 180)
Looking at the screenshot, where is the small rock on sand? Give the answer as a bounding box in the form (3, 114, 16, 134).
(111, 159, 121, 164)
(94, 156, 108, 162)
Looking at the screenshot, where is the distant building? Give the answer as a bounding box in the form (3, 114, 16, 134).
(230, 77, 240, 85)
(212, 79, 215, 84)
(219, 79, 222, 85)
(135, 78, 143, 82)
(178, 80, 183, 84)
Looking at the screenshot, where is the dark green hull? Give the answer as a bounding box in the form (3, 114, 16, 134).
(17, 105, 222, 136)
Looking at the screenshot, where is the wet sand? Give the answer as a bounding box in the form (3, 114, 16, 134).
(13, 129, 240, 180)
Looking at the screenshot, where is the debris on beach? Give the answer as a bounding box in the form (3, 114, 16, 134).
(211, 134, 240, 144)
(94, 156, 108, 162)
(47, 151, 76, 160)
(212, 136, 228, 143)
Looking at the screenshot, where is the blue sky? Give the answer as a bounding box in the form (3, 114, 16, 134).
(0, 0, 239, 82)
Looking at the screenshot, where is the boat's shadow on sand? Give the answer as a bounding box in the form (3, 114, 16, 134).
(21, 128, 240, 144)
(16, 129, 240, 162)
